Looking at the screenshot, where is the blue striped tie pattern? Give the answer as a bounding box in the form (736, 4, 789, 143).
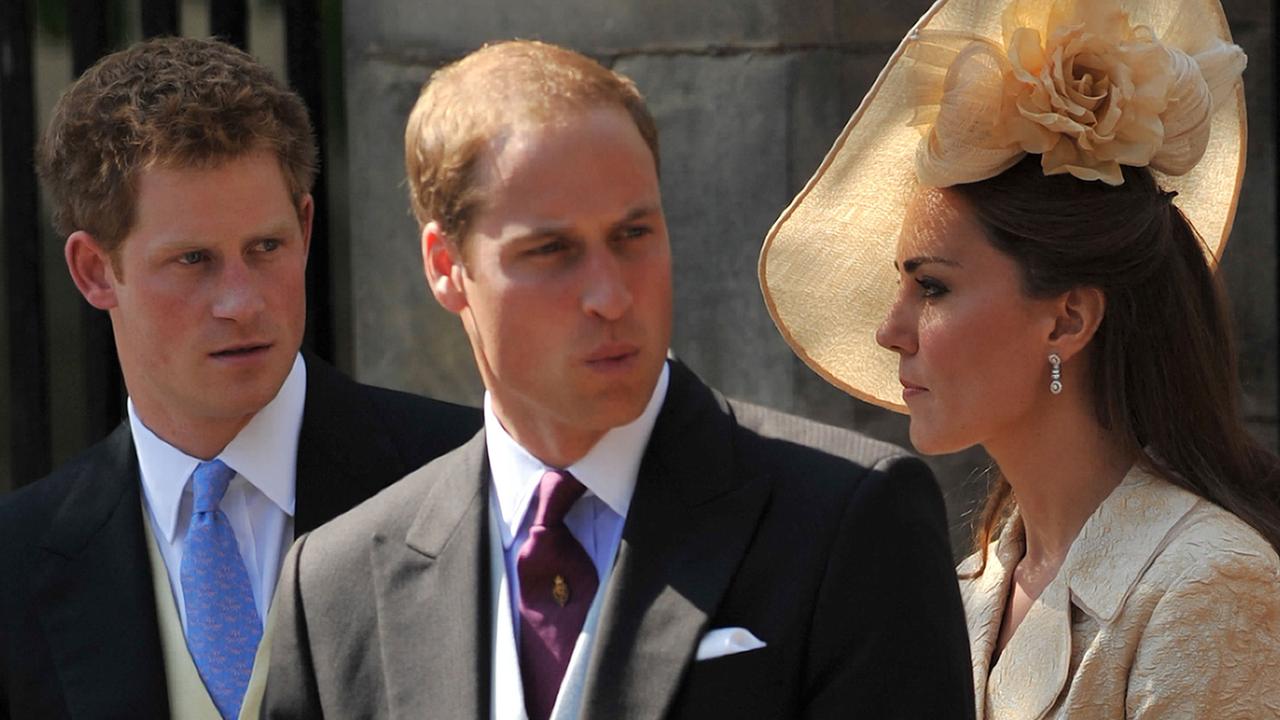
(181, 460, 262, 720)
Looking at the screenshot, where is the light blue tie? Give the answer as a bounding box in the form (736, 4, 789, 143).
(181, 460, 262, 720)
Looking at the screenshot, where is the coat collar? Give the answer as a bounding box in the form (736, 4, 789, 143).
(962, 465, 1201, 720)
(1062, 467, 1200, 621)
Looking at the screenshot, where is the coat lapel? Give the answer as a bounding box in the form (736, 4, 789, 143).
(34, 423, 171, 718)
(370, 432, 493, 719)
(579, 363, 771, 719)
(965, 519, 1073, 720)
(958, 524, 1019, 720)
(984, 577, 1071, 720)
(1063, 467, 1199, 622)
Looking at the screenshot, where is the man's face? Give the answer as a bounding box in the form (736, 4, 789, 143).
(434, 105, 672, 464)
(105, 150, 311, 442)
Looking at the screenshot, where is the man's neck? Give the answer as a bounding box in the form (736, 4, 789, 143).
(488, 411, 606, 469)
(129, 400, 253, 461)
(485, 366, 669, 470)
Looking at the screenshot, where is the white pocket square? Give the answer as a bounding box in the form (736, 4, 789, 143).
(695, 627, 767, 661)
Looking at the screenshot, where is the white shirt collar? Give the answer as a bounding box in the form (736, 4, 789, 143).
(485, 361, 670, 550)
(132, 353, 306, 542)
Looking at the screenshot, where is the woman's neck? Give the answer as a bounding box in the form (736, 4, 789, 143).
(986, 391, 1135, 568)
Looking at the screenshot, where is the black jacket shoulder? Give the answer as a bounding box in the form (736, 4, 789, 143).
(0, 422, 136, 553)
(353, 379, 481, 465)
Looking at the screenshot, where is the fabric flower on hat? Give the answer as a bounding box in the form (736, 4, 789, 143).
(759, 0, 1246, 412)
(909, 0, 1245, 187)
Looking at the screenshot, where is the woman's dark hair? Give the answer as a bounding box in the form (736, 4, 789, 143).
(950, 155, 1280, 573)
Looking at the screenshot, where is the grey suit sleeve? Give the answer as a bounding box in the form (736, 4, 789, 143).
(262, 533, 324, 719)
(802, 454, 975, 719)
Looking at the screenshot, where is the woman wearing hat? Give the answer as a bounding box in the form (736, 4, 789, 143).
(761, 0, 1280, 717)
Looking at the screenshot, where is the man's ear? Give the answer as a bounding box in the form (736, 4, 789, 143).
(65, 231, 120, 310)
(422, 221, 468, 314)
(1048, 286, 1105, 362)
(297, 193, 315, 262)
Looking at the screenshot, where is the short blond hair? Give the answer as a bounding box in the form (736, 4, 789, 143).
(404, 40, 659, 244)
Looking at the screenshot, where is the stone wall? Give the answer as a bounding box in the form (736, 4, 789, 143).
(342, 0, 1275, 553)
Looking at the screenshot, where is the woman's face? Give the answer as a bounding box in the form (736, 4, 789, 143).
(875, 188, 1060, 455)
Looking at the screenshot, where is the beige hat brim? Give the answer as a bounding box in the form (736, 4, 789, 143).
(758, 0, 1246, 414)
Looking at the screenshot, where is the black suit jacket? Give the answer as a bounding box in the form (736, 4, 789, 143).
(0, 356, 481, 720)
(264, 361, 974, 719)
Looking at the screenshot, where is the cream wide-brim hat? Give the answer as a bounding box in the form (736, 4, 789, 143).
(758, 0, 1247, 413)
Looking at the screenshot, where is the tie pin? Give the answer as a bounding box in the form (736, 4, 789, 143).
(553, 575, 570, 607)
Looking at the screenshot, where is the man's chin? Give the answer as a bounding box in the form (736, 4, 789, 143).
(197, 370, 290, 420)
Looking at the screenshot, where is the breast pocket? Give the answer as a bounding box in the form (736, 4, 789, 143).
(668, 645, 788, 719)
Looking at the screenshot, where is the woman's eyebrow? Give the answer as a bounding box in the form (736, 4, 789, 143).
(895, 255, 962, 273)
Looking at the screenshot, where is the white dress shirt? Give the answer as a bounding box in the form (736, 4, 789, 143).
(486, 361, 670, 650)
(132, 353, 305, 632)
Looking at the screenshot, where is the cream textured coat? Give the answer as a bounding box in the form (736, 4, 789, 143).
(959, 467, 1280, 719)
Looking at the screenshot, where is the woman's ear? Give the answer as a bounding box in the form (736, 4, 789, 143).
(65, 231, 119, 310)
(1048, 286, 1105, 362)
(422, 221, 468, 314)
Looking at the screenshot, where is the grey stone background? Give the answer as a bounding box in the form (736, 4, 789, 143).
(342, 0, 1276, 554)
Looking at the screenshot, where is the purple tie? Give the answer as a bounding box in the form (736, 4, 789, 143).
(517, 470, 599, 720)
